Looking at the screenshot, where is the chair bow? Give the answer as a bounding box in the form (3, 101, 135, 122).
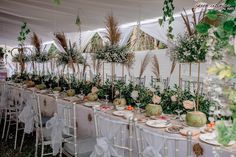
(18, 104, 35, 134)
(90, 137, 120, 157)
(46, 113, 65, 156)
(143, 146, 162, 157)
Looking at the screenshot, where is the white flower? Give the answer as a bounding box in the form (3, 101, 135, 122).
(149, 87, 156, 93)
(131, 90, 139, 100)
(115, 90, 120, 96)
(209, 106, 215, 111)
(152, 95, 161, 104)
(171, 95, 177, 102)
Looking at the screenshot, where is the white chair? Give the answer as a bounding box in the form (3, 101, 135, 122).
(58, 101, 96, 157)
(1, 84, 25, 150)
(151, 76, 169, 90)
(90, 107, 133, 157)
(0, 81, 6, 126)
(34, 93, 56, 157)
(133, 76, 146, 86)
(18, 89, 36, 152)
(134, 119, 192, 157)
(180, 76, 204, 94)
(106, 74, 127, 83)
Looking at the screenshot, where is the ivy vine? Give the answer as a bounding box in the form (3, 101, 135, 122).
(159, 0, 175, 39)
(17, 22, 30, 46)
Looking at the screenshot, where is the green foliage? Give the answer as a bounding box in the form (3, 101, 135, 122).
(172, 34, 207, 63)
(196, 1, 236, 59)
(216, 120, 236, 146)
(8, 72, 213, 117)
(57, 42, 84, 66)
(96, 44, 131, 63)
(0, 47, 6, 58)
(18, 22, 30, 45)
(159, 0, 175, 39)
(12, 53, 30, 63)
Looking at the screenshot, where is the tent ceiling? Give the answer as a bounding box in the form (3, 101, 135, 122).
(0, 0, 213, 46)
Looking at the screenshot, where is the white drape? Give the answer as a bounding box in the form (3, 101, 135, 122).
(90, 116, 126, 157)
(46, 113, 65, 156)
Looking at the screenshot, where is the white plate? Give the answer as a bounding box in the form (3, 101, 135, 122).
(199, 133, 235, 146)
(146, 120, 171, 128)
(112, 111, 132, 117)
(84, 102, 101, 107)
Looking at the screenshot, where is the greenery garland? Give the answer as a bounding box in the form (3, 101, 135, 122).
(159, 0, 175, 39)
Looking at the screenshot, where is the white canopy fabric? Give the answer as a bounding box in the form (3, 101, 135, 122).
(0, 0, 213, 46)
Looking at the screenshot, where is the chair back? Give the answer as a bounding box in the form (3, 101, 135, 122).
(133, 76, 146, 86)
(134, 120, 192, 157)
(151, 76, 169, 89)
(180, 76, 204, 94)
(57, 101, 77, 156)
(93, 107, 133, 157)
(106, 74, 126, 83)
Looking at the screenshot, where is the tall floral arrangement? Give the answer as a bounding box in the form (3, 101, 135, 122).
(95, 13, 134, 64)
(54, 32, 84, 73)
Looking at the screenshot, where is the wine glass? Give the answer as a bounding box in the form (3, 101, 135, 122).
(104, 94, 109, 105)
(136, 102, 141, 113)
(175, 109, 183, 120)
(49, 83, 52, 93)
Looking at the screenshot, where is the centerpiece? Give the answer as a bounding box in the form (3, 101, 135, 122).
(146, 94, 162, 117)
(171, 8, 208, 127)
(96, 13, 134, 98)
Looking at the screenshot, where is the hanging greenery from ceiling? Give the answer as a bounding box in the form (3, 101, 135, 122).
(159, 0, 175, 39)
(17, 22, 30, 46)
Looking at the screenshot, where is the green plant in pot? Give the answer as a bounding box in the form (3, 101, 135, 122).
(146, 94, 162, 117)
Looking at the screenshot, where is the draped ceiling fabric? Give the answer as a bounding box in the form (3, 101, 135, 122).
(0, 0, 213, 47)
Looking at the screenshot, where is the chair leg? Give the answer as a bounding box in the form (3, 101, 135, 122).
(1, 112, 7, 139)
(41, 143, 44, 157)
(5, 116, 11, 141)
(14, 118, 19, 149)
(20, 132, 25, 152)
(35, 130, 39, 157)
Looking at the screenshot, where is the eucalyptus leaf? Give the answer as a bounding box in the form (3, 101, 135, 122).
(206, 10, 218, 20)
(223, 20, 235, 32)
(196, 23, 211, 34)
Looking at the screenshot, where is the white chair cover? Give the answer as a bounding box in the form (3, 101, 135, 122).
(90, 117, 125, 157)
(140, 128, 166, 157)
(18, 103, 35, 134)
(46, 113, 65, 156)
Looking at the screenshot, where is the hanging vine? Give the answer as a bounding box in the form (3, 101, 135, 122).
(159, 0, 175, 39)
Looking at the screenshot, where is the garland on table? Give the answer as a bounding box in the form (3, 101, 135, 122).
(7, 72, 214, 118)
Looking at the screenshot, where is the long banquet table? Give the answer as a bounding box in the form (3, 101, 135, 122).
(3, 83, 236, 157)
